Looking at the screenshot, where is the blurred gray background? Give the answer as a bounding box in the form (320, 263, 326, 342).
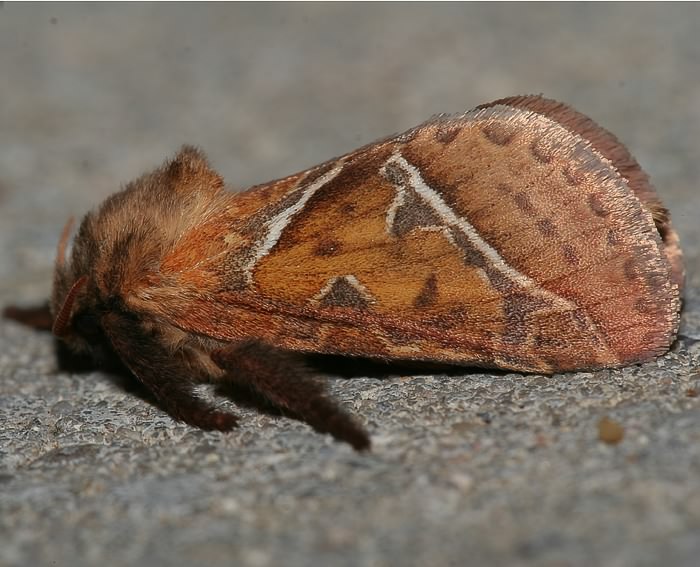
(1, 4, 700, 567)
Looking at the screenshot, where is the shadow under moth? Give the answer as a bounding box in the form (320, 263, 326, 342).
(4, 95, 684, 451)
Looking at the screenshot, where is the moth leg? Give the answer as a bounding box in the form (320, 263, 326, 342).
(102, 312, 238, 431)
(211, 341, 371, 451)
(3, 303, 54, 331)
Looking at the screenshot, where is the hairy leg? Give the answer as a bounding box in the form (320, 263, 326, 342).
(211, 341, 370, 451)
(3, 303, 54, 331)
(103, 312, 238, 431)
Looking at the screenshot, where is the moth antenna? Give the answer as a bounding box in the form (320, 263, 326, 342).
(56, 216, 75, 268)
(52, 275, 88, 337)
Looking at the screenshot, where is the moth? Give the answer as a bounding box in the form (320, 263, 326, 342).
(4, 95, 684, 451)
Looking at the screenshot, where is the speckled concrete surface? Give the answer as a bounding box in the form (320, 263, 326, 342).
(2, 4, 700, 567)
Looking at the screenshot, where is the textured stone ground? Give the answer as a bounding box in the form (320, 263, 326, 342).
(1, 4, 700, 567)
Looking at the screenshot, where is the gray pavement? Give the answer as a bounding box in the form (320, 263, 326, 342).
(1, 4, 700, 567)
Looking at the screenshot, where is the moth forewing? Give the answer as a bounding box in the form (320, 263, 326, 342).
(149, 99, 680, 375)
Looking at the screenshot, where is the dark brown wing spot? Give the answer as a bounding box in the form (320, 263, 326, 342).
(340, 202, 356, 215)
(496, 182, 512, 194)
(319, 277, 372, 309)
(449, 230, 487, 270)
(503, 293, 548, 345)
(513, 191, 534, 213)
(624, 258, 638, 281)
(572, 310, 590, 331)
(392, 194, 443, 237)
(530, 139, 554, 163)
(288, 320, 325, 342)
(481, 123, 516, 146)
(587, 193, 608, 217)
(562, 244, 579, 265)
(634, 297, 654, 314)
(536, 218, 557, 237)
(314, 238, 343, 257)
(414, 274, 438, 308)
(434, 124, 463, 144)
(444, 229, 517, 293)
(486, 267, 517, 294)
(563, 165, 585, 186)
(382, 162, 412, 187)
(607, 229, 619, 247)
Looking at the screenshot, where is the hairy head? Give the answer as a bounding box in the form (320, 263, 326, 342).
(49, 146, 225, 355)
